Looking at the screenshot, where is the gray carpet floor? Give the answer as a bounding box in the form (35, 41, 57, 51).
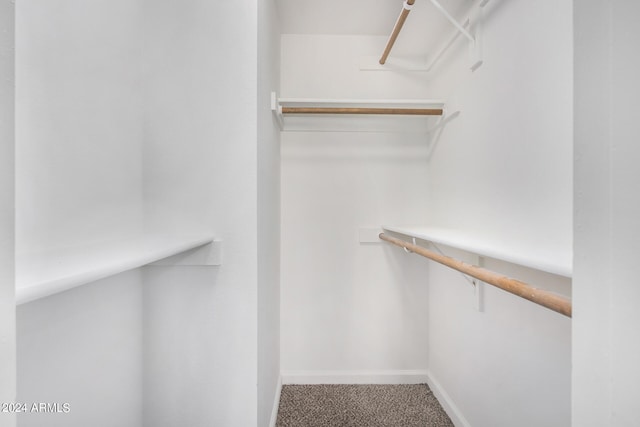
(275, 384, 454, 427)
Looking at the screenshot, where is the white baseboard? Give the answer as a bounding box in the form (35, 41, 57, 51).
(425, 370, 472, 427)
(281, 370, 429, 385)
(269, 376, 283, 427)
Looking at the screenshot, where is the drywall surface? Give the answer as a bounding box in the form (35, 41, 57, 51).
(142, 267, 239, 426)
(280, 35, 432, 100)
(17, 0, 265, 425)
(15, 2, 146, 425)
(573, 2, 611, 424)
(257, 0, 281, 425)
(141, 0, 259, 425)
(426, 248, 571, 427)
(425, 0, 573, 258)
(574, 1, 640, 425)
(280, 35, 431, 376)
(17, 271, 143, 427)
(15, 0, 145, 254)
(0, 1, 16, 425)
(422, 1, 573, 426)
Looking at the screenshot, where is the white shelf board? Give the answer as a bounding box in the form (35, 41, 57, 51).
(382, 225, 572, 278)
(16, 233, 216, 305)
(277, 98, 445, 109)
(273, 95, 446, 133)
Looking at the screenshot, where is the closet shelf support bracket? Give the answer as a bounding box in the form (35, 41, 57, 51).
(271, 91, 285, 130)
(426, 0, 485, 72)
(429, 0, 475, 43)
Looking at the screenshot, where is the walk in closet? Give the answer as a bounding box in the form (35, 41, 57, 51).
(278, 1, 571, 426)
(1, 0, 639, 426)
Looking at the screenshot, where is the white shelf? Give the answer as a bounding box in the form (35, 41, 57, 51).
(16, 233, 218, 305)
(277, 98, 445, 109)
(271, 94, 446, 133)
(382, 225, 572, 278)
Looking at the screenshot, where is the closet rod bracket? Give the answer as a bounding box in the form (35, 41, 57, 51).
(271, 91, 284, 130)
(403, 0, 414, 11)
(403, 237, 418, 253)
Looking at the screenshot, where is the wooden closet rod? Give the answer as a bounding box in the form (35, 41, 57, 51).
(281, 107, 443, 116)
(380, 0, 416, 65)
(379, 233, 572, 318)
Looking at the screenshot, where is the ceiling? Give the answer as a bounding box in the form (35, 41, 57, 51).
(276, 0, 472, 56)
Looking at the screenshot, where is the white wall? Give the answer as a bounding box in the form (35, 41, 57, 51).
(573, 1, 640, 425)
(572, 2, 611, 424)
(17, 272, 143, 427)
(422, 1, 572, 426)
(0, 1, 16, 426)
(257, 0, 281, 425)
(280, 35, 431, 378)
(141, 1, 260, 426)
(17, 0, 275, 425)
(425, 0, 573, 252)
(16, 0, 145, 253)
(15, 1, 146, 425)
(427, 250, 571, 427)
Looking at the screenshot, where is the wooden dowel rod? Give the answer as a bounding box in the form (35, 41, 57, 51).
(379, 233, 572, 318)
(281, 107, 443, 116)
(380, 0, 416, 65)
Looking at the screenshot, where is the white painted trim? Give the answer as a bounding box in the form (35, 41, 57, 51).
(425, 370, 472, 427)
(269, 376, 283, 427)
(281, 370, 429, 385)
